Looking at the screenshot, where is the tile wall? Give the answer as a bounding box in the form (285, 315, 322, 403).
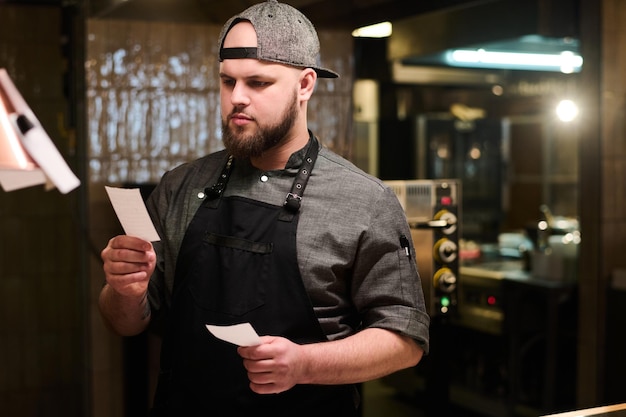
(86, 20, 354, 185)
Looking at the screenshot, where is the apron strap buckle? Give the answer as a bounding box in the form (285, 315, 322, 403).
(284, 193, 302, 212)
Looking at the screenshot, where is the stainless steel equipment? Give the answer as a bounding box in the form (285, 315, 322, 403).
(457, 260, 526, 335)
(381, 179, 461, 411)
(385, 179, 461, 317)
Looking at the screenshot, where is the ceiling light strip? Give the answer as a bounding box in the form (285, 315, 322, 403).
(447, 49, 583, 73)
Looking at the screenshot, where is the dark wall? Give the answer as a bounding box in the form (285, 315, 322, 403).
(0, 4, 88, 416)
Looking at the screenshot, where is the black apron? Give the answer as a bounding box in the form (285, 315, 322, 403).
(151, 137, 358, 416)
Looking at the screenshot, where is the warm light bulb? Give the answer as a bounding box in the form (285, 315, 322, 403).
(556, 99, 579, 122)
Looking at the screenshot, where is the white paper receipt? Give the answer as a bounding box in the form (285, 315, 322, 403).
(105, 186, 161, 242)
(206, 323, 262, 347)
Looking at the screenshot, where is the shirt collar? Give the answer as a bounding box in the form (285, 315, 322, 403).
(235, 131, 318, 174)
(285, 130, 317, 169)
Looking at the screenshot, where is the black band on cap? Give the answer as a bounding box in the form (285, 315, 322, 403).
(219, 47, 259, 61)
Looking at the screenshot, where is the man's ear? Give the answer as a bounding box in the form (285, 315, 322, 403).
(299, 68, 317, 100)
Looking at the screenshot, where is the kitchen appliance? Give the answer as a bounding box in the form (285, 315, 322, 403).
(381, 179, 461, 414)
(456, 260, 526, 335)
(385, 179, 461, 317)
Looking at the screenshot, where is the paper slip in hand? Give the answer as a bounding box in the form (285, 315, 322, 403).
(206, 323, 261, 347)
(105, 186, 160, 242)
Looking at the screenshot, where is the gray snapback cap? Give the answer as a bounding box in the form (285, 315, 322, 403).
(218, 0, 339, 78)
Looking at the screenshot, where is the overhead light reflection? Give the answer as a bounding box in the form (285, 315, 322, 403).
(468, 145, 482, 160)
(352, 22, 392, 38)
(447, 49, 583, 73)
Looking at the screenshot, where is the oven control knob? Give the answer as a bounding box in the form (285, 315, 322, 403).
(433, 238, 458, 264)
(433, 267, 457, 293)
(434, 209, 458, 235)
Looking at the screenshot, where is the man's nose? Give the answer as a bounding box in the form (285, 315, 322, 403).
(230, 82, 250, 106)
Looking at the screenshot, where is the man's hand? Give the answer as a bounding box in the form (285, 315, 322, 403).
(238, 336, 306, 394)
(237, 328, 423, 394)
(98, 235, 156, 335)
(101, 235, 155, 298)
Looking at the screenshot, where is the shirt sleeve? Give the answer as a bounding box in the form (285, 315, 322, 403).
(351, 186, 430, 354)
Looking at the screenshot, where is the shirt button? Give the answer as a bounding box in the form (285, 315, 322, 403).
(197, 191, 206, 199)
(260, 174, 269, 183)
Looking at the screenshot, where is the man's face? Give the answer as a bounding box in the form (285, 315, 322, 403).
(221, 89, 298, 160)
(219, 21, 302, 159)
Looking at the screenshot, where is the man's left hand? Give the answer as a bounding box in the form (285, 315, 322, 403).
(237, 336, 306, 394)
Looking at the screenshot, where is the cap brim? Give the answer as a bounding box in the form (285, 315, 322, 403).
(315, 67, 339, 78)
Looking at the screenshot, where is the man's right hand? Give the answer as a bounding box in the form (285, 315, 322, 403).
(101, 235, 156, 298)
(98, 235, 156, 335)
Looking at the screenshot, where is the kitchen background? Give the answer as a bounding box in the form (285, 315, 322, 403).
(0, 0, 625, 416)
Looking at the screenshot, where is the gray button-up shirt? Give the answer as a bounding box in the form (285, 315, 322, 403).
(146, 137, 430, 353)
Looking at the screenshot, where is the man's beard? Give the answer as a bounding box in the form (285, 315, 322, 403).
(221, 93, 298, 160)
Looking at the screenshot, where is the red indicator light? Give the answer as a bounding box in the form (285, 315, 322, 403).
(487, 295, 497, 306)
(441, 196, 452, 206)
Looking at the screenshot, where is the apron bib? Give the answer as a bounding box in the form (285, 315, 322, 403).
(151, 138, 358, 416)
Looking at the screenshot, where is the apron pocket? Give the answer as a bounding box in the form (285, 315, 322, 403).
(204, 232, 273, 254)
(188, 232, 273, 317)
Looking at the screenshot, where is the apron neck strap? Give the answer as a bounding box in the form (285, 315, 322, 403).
(283, 133, 320, 214)
(204, 133, 320, 217)
(205, 155, 234, 200)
